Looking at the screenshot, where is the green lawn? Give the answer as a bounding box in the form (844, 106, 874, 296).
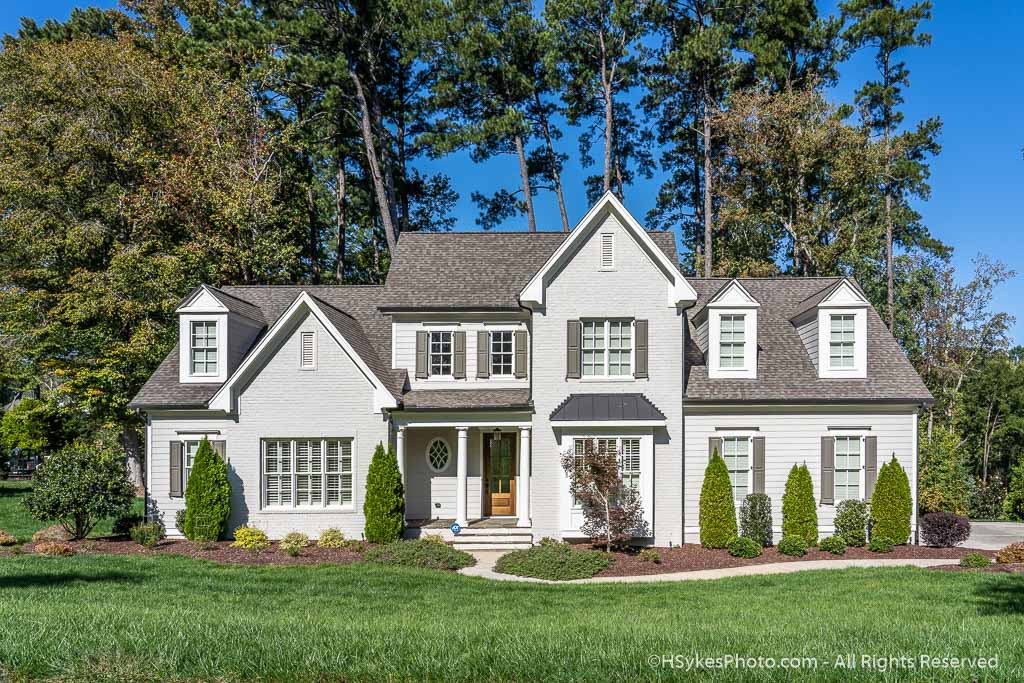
(0, 554, 1022, 681)
(0, 480, 143, 542)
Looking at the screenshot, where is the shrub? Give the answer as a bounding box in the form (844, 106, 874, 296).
(920, 512, 971, 548)
(782, 464, 817, 546)
(363, 443, 404, 544)
(698, 452, 737, 549)
(317, 528, 346, 548)
(637, 548, 661, 563)
(183, 439, 231, 541)
(727, 536, 762, 558)
(175, 509, 187, 534)
(819, 535, 847, 555)
(22, 444, 135, 539)
(1004, 459, 1024, 521)
(280, 532, 309, 557)
(918, 424, 973, 516)
(777, 536, 807, 557)
(32, 525, 71, 543)
(112, 514, 145, 537)
(870, 457, 912, 544)
(494, 544, 609, 580)
(739, 493, 773, 547)
(868, 536, 895, 553)
(130, 522, 165, 549)
(960, 553, 991, 568)
(834, 500, 869, 547)
(995, 542, 1024, 564)
(538, 536, 564, 547)
(36, 541, 75, 557)
(231, 525, 270, 551)
(0, 529, 17, 546)
(970, 475, 1006, 519)
(363, 539, 475, 571)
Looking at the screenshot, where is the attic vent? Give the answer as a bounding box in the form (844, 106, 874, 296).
(600, 233, 614, 270)
(300, 331, 316, 369)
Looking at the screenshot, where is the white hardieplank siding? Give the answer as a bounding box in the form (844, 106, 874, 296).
(148, 311, 389, 539)
(402, 427, 484, 521)
(795, 317, 818, 372)
(683, 405, 919, 543)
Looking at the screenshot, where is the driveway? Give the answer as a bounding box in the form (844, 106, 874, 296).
(965, 521, 1024, 550)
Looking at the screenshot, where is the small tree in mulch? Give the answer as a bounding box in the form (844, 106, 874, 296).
(560, 440, 649, 551)
(782, 464, 818, 546)
(184, 439, 231, 541)
(699, 451, 737, 549)
(871, 457, 912, 544)
(364, 443, 405, 543)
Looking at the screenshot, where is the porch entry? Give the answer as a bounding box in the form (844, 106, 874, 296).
(483, 432, 516, 516)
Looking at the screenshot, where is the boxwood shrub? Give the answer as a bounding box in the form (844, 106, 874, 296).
(494, 543, 609, 581)
(739, 493, 773, 547)
(782, 464, 817, 547)
(777, 536, 807, 557)
(920, 512, 970, 548)
(129, 522, 165, 549)
(317, 528, 346, 548)
(231, 525, 270, 551)
(727, 536, 762, 558)
(959, 553, 991, 568)
(995, 542, 1024, 564)
(870, 457, 912, 545)
(364, 539, 475, 571)
(868, 536, 895, 553)
(834, 500, 869, 547)
(819, 535, 847, 555)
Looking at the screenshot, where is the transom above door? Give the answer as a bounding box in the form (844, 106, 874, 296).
(483, 432, 516, 516)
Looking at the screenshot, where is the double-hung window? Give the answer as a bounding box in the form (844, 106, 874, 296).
(429, 331, 453, 376)
(830, 314, 856, 369)
(721, 437, 750, 500)
(719, 315, 745, 369)
(183, 440, 201, 487)
(263, 438, 353, 508)
(834, 436, 861, 500)
(190, 321, 218, 375)
(490, 331, 514, 376)
(582, 320, 632, 377)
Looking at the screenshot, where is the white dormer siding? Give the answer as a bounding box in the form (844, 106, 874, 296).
(706, 280, 759, 380)
(815, 281, 868, 379)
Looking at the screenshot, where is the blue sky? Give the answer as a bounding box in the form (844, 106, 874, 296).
(3, 1, 1021, 343)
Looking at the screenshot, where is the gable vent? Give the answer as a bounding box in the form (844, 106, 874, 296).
(300, 331, 316, 369)
(600, 233, 614, 270)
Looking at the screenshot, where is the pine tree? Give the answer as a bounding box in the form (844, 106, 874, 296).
(699, 450, 738, 548)
(184, 439, 232, 541)
(363, 443, 405, 543)
(870, 456, 912, 543)
(782, 464, 818, 545)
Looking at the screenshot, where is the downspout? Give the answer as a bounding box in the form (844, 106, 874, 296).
(679, 296, 698, 547)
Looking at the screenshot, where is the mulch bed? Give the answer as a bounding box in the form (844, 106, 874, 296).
(595, 544, 992, 577)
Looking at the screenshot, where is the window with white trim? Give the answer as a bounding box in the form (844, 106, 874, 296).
(429, 331, 453, 376)
(426, 438, 451, 472)
(190, 321, 218, 375)
(719, 315, 745, 369)
(262, 438, 352, 508)
(721, 437, 750, 500)
(571, 437, 642, 499)
(490, 331, 513, 376)
(834, 436, 861, 500)
(830, 314, 855, 369)
(582, 320, 632, 377)
(300, 331, 316, 369)
(183, 440, 201, 487)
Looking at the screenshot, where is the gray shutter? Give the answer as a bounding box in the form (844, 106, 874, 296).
(864, 436, 878, 499)
(476, 331, 490, 378)
(514, 330, 528, 379)
(415, 331, 428, 378)
(709, 436, 723, 460)
(753, 437, 766, 494)
(453, 331, 466, 379)
(169, 442, 183, 497)
(566, 320, 581, 379)
(634, 320, 648, 379)
(820, 437, 835, 505)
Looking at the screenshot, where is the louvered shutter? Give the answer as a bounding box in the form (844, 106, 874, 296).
(753, 437, 766, 494)
(476, 331, 490, 378)
(514, 330, 528, 379)
(300, 332, 315, 368)
(415, 331, 428, 378)
(169, 442, 183, 497)
(601, 233, 614, 269)
(864, 436, 878, 498)
(820, 437, 835, 505)
(453, 331, 466, 379)
(566, 320, 581, 379)
(634, 320, 648, 378)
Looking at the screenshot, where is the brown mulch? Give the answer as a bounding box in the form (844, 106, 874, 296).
(595, 544, 992, 577)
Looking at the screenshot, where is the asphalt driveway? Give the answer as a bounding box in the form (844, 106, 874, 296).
(964, 521, 1024, 550)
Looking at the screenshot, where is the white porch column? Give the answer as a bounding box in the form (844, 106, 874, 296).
(395, 425, 406, 489)
(456, 426, 469, 527)
(517, 427, 532, 528)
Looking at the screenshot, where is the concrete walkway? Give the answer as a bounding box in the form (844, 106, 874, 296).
(459, 551, 957, 584)
(964, 521, 1024, 551)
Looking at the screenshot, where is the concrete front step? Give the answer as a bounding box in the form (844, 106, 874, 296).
(453, 541, 533, 551)
(457, 526, 532, 536)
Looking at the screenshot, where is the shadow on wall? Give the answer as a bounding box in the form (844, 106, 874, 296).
(227, 463, 248, 537)
(973, 576, 1024, 616)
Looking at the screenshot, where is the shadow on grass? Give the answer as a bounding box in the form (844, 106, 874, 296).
(0, 570, 143, 590)
(0, 484, 31, 497)
(973, 576, 1024, 616)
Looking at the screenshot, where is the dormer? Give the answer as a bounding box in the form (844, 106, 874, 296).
(176, 286, 265, 384)
(701, 280, 760, 379)
(792, 279, 868, 379)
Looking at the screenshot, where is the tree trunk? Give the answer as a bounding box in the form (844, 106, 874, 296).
(351, 68, 398, 255)
(885, 187, 894, 330)
(702, 93, 713, 278)
(535, 92, 570, 233)
(307, 184, 321, 284)
(121, 426, 144, 493)
(514, 134, 536, 232)
(335, 152, 347, 283)
(599, 30, 613, 195)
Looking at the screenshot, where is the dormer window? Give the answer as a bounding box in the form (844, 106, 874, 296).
(190, 321, 218, 376)
(719, 315, 746, 369)
(829, 314, 856, 369)
(812, 279, 868, 379)
(705, 280, 759, 379)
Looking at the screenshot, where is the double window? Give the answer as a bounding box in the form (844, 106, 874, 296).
(582, 320, 632, 377)
(721, 436, 750, 500)
(490, 331, 514, 376)
(830, 314, 856, 369)
(429, 331, 453, 376)
(719, 315, 745, 369)
(190, 321, 218, 375)
(263, 438, 353, 508)
(834, 436, 862, 500)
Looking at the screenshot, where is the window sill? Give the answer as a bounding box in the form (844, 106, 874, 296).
(577, 376, 639, 382)
(259, 506, 357, 514)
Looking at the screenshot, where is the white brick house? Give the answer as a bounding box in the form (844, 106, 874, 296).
(131, 193, 932, 547)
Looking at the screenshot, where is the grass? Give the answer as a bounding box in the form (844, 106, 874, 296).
(0, 479, 143, 542)
(0, 554, 1022, 681)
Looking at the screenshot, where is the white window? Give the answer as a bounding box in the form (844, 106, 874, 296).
(490, 331, 513, 376)
(262, 438, 352, 508)
(722, 437, 750, 500)
(429, 331, 453, 376)
(426, 438, 451, 472)
(582, 320, 632, 377)
(834, 436, 862, 500)
(300, 331, 316, 369)
(572, 437, 641, 491)
(830, 314, 856, 369)
(190, 321, 218, 375)
(600, 233, 614, 270)
(183, 441, 201, 487)
(719, 315, 746, 369)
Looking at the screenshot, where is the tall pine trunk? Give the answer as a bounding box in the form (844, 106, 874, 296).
(307, 184, 321, 284)
(351, 68, 398, 255)
(702, 90, 713, 278)
(335, 151, 346, 282)
(534, 92, 570, 232)
(514, 133, 536, 231)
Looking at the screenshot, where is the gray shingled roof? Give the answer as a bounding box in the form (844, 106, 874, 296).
(550, 393, 667, 421)
(401, 389, 532, 410)
(684, 277, 933, 404)
(128, 343, 221, 409)
(205, 286, 266, 324)
(788, 278, 869, 322)
(380, 230, 678, 310)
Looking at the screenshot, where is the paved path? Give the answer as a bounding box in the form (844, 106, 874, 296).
(459, 551, 957, 584)
(965, 521, 1024, 550)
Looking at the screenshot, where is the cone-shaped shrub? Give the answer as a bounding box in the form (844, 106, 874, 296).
(364, 443, 405, 543)
(782, 464, 817, 546)
(699, 451, 737, 548)
(183, 439, 231, 541)
(871, 456, 912, 544)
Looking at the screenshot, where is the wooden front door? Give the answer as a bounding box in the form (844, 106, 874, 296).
(484, 433, 516, 516)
